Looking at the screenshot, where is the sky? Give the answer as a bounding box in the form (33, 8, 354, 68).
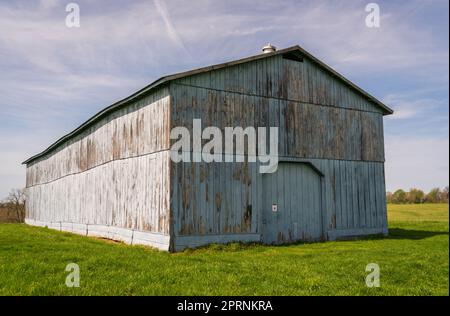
(0, 0, 448, 198)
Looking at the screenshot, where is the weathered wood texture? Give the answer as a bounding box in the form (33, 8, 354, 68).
(171, 83, 384, 162)
(27, 152, 170, 233)
(262, 162, 323, 243)
(174, 54, 385, 114)
(172, 160, 257, 236)
(170, 159, 387, 241)
(310, 158, 388, 233)
(26, 88, 170, 187)
(26, 88, 171, 234)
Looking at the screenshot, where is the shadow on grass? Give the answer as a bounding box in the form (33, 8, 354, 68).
(182, 228, 449, 253)
(387, 228, 449, 240)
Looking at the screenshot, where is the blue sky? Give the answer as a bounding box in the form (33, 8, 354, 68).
(0, 0, 448, 198)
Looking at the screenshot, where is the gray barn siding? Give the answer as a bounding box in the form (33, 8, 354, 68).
(261, 162, 323, 243)
(26, 87, 170, 186)
(169, 82, 385, 158)
(169, 158, 387, 248)
(25, 87, 172, 249)
(169, 53, 388, 249)
(170, 85, 384, 161)
(174, 55, 385, 114)
(26, 151, 170, 232)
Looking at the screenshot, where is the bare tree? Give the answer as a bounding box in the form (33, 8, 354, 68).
(5, 188, 26, 222)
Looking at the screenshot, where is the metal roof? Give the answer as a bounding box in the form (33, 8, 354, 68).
(23, 45, 393, 165)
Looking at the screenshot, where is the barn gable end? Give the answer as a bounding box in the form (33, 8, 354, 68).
(168, 48, 390, 250)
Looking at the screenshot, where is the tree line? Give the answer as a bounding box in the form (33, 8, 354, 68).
(386, 187, 449, 204)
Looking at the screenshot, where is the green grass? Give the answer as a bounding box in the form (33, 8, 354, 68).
(0, 204, 448, 295)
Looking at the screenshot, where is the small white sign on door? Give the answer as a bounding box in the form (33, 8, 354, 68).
(272, 204, 278, 212)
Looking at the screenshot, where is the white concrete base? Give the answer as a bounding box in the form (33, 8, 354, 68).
(25, 218, 170, 251)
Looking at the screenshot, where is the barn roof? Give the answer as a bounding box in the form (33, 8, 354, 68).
(23, 44, 393, 165)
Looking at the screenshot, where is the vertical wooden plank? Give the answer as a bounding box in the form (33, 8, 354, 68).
(334, 160, 342, 229)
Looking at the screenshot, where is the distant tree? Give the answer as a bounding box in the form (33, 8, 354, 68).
(425, 187, 442, 203)
(441, 186, 449, 203)
(392, 189, 407, 204)
(386, 191, 393, 204)
(407, 188, 425, 204)
(5, 188, 26, 222)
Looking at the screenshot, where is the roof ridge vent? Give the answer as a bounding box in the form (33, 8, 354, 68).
(262, 43, 276, 54)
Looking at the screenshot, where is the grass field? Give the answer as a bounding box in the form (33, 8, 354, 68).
(0, 204, 448, 296)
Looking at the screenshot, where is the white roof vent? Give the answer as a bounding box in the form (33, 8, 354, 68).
(262, 43, 276, 54)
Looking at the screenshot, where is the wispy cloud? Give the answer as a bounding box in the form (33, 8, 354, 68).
(384, 94, 447, 120)
(153, 0, 191, 57)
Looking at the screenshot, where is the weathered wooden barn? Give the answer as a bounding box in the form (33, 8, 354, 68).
(24, 45, 393, 251)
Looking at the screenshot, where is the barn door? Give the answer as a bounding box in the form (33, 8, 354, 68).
(262, 162, 323, 244)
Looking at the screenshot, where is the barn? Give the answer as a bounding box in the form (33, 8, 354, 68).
(24, 44, 393, 251)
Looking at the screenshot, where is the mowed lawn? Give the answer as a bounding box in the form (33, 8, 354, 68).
(0, 204, 448, 295)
